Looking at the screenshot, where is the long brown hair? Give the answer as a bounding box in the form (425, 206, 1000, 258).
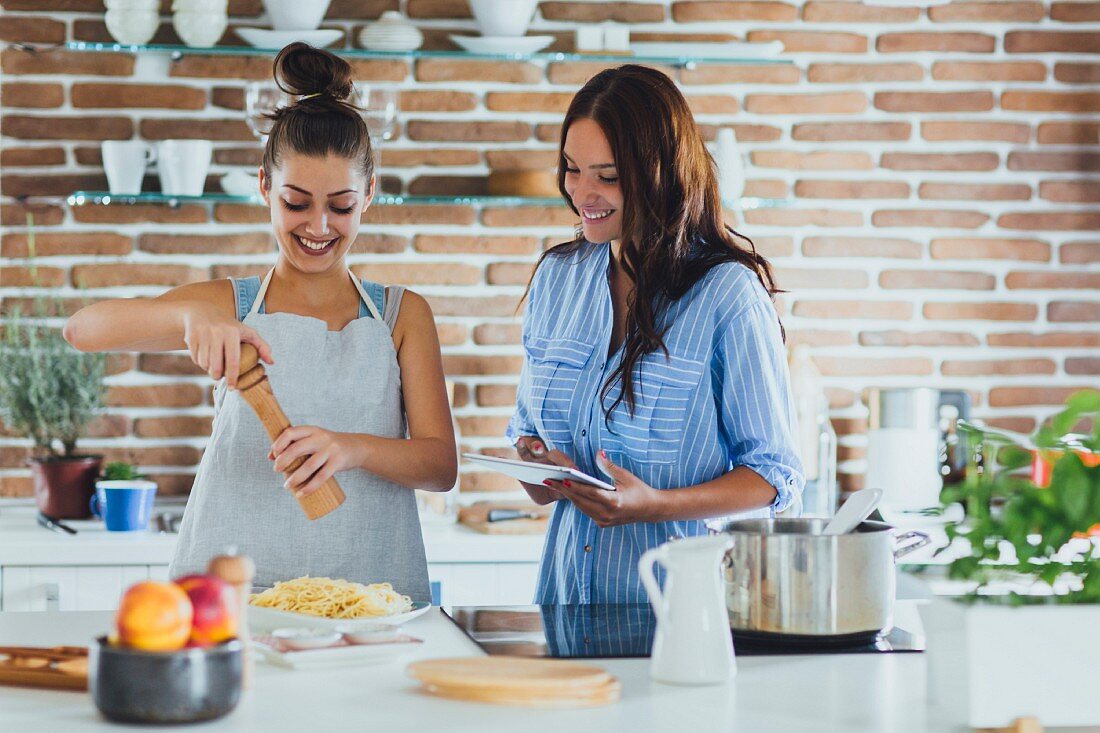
(261, 42, 373, 188)
(528, 64, 781, 421)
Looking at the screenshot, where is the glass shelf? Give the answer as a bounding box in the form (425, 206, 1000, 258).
(68, 191, 788, 209)
(61, 41, 792, 67)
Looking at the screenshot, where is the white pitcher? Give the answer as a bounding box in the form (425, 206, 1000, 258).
(639, 535, 735, 685)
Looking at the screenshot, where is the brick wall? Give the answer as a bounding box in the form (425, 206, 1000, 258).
(0, 0, 1097, 500)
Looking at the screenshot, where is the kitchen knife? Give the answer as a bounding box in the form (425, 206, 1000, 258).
(37, 512, 77, 535)
(487, 509, 542, 522)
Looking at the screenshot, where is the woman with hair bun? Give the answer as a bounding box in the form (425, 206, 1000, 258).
(508, 65, 803, 603)
(64, 43, 455, 599)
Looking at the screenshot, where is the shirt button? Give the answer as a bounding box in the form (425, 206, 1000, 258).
(584, 544, 592, 553)
(583, 636, 590, 644)
(580, 429, 586, 437)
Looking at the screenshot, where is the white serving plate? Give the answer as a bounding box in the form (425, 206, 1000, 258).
(629, 41, 784, 59)
(235, 27, 343, 49)
(248, 600, 432, 632)
(252, 633, 423, 670)
(449, 34, 553, 55)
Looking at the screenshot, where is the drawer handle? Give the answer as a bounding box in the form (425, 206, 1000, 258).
(44, 582, 60, 612)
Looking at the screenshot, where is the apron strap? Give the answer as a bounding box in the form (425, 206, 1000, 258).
(249, 267, 384, 321)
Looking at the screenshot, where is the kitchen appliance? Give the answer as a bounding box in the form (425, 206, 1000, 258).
(864, 387, 970, 513)
(708, 518, 929, 639)
(443, 604, 925, 658)
(638, 535, 734, 685)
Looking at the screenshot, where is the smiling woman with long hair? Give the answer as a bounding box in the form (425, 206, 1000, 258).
(507, 65, 804, 604)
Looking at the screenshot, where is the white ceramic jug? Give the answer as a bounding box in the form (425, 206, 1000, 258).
(639, 535, 735, 685)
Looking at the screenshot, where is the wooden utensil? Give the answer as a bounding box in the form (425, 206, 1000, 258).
(0, 646, 88, 691)
(407, 657, 620, 708)
(236, 342, 345, 520)
(207, 552, 256, 690)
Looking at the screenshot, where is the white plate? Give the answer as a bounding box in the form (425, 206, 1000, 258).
(629, 41, 784, 59)
(449, 34, 554, 55)
(252, 633, 422, 670)
(248, 600, 432, 632)
(235, 27, 343, 49)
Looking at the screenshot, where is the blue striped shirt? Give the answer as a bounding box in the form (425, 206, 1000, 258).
(506, 242, 804, 604)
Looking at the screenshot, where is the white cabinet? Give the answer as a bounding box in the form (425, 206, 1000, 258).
(428, 563, 539, 606)
(0, 562, 538, 611)
(0, 565, 154, 612)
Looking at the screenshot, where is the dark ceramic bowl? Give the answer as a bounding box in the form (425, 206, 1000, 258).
(89, 636, 242, 724)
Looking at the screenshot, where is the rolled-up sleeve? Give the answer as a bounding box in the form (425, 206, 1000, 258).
(714, 299, 804, 513)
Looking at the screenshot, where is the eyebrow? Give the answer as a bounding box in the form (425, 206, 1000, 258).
(562, 153, 616, 170)
(281, 184, 357, 197)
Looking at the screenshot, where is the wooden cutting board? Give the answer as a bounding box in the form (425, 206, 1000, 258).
(458, 501, 551, 535)
(0, 646, 88, 691)
(407, 657, 620, 708)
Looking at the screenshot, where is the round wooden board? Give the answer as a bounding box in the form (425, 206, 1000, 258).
(407, 657, 615, 695)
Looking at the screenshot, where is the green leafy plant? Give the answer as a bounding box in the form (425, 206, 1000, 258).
(939, 389, 1100, 604)
(101, 461, 144, 481)
(0, 213, 107, 459)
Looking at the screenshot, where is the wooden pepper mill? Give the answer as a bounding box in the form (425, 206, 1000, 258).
(207, 551, 255, 690)
(235, 342, 346, 520)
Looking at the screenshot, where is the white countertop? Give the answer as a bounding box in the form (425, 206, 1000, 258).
(0, 506, 545, 566)
(0, 603, 978, 733)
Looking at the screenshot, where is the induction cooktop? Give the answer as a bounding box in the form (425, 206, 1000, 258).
(443, 603, 925, 659)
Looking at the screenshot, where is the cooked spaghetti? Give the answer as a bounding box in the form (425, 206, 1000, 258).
(249, 576, 413, 619)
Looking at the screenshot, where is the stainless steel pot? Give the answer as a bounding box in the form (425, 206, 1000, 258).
(707, 518, 929, 637)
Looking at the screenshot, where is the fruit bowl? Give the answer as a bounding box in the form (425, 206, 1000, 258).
(89, 636, 242, 724)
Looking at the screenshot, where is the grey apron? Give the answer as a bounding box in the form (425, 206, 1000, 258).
(169, 268, 430, 602)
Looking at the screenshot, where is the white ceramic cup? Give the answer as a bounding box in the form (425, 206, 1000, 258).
(156, 139, 212, 197)
(104, 8, 159, 45)
(261, 0, 331, 31)
(102, 140, 156, 195)
(468, 0, 538, 37)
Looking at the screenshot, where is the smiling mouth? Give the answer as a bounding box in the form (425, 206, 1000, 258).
(582, 209, 614, 221)
(293, 233, 338, 255)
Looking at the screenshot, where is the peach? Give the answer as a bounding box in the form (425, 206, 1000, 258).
(174, 574, 238, 647)
(115, 581, 193, 652)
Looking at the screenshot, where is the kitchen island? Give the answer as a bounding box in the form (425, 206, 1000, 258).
(0, 603, 988, 733)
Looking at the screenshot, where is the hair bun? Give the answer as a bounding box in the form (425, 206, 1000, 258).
(273, 42, 354, 103)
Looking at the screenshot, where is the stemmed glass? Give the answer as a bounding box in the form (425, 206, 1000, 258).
(244, 82, 397, 143)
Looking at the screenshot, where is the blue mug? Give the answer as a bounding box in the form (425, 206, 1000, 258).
(90, 480, 157, 532)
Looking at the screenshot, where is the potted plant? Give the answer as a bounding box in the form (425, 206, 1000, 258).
(0, 217, 107, 518)
(918, 389, 1100, 728)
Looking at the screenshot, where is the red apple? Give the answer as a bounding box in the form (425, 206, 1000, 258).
(174, 574, 238, 647)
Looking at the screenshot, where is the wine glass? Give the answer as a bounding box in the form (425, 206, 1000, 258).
(244, 82, 289, 140)
(353, 83, 398, 143)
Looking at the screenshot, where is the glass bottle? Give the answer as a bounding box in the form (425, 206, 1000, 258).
(802, 395, 838, 518)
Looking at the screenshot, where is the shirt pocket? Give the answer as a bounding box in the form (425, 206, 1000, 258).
(525, 335, 595, 450)
(624, 353, 707, 464)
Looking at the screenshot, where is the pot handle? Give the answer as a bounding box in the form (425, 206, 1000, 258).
(893, 530, 931, 560)
(638, 545, 669, 625)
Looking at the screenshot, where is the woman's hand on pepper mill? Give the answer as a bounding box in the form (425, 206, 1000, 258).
(180, 301, 273, 389)
(547, 450, 664, 527)
(269, 426, 363, 498)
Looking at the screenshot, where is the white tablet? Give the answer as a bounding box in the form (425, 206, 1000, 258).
(461, 453, 616, 492)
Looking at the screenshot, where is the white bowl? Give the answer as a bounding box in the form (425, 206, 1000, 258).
(235, 27, 342, 49)
(105, 9, 159, 45)
(336, 622, 401, 645)
(172, 10, 227, 47)
(262, 0, 331, 31)
(271, 627, 341, 651)
(220, 169, 260, 197)
(468, 0, 538, 37)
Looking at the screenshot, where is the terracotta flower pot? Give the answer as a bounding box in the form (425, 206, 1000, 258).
(30, 455, 103, 519)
